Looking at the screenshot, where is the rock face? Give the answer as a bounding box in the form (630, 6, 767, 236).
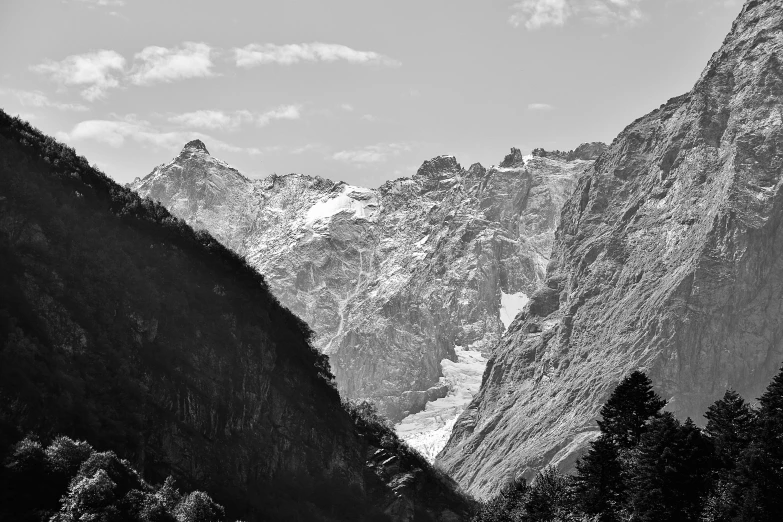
(0, 111, 473, 522)
(439, 0, 783, 499)
(131, 145, 597, 421)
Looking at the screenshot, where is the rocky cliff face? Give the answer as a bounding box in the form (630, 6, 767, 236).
(131, 143, 599, 423)
(0, 114, 473, 522)
(439, 0, 783, 499)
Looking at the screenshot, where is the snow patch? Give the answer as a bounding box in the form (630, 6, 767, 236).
(499, 291, 529, 330)
(395, 346, 487, 462)
(305, 185, 378, 225)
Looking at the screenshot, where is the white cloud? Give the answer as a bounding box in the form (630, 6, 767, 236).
(361, 114, 375, 121)
(527, 103, 554, 110)
(257, 104, 301, 126)
(168, 110, 253, 130)
(31, 50, 126, 101)
(59, 116, 259, 155)
(234, 43, 401, 68)
(70, 0, 125, 6)
(340, 103, 354, 112)
(167, 105, 301, 130)
(510, 0, 645, 29)
(0, 88, 88, 111)
(129, 42, 215, 85)
(332, 143, 410, 164)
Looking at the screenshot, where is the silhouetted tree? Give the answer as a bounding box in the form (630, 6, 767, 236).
(597, 371, 666, 451)
(572, 435, 625, 521)
(737, 367, 783, 522)
(629, 414, 713, 522)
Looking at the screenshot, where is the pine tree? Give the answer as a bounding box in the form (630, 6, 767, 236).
(705, 389, 755, 468)
(572, 435, 625, 521)
(598, 371, 666, 451)
(629, 413, 713, 522)
(738, 367, 783, 521)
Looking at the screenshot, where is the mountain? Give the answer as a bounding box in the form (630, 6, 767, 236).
(0, 110, 473, 521)
(438, 0, 783, 498)
(130, 142, 603, 431)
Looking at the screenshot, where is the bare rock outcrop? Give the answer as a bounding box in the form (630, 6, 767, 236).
(438, 0, 783, 498)
(131, 146, 593, 421)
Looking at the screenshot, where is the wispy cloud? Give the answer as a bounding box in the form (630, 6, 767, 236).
(59, 115, 261, 155)
(0, 88, 89, 111)
(332, 143, 410, 164)
(257, 104, 301, 126)
(340, 103, 354, 112)
(527, 103, 554, 110)
(168, 110, 253, 131)
(31, 50, 126, 101)
(510, 0, 645, 29)
(234, 43, 401, 68)
(129, 42, 215, 85)
(70, 0, 125, 7)
(168, 105, 302, 130)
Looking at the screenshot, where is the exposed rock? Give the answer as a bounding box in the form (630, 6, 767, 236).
(438, 0, 783, 499)
(131, 145, 593, 423)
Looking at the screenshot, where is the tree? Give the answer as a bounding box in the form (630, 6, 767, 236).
(472, 478, 528, 522)
(628, 414, 713, 522)
(737, 367, 783, 522)
(704, 390, 755, 469)
(572, 435, 625, 521)
(524, 466, 571, 521)
(175, 491, 225, 522)
(597, 371, 666, 451)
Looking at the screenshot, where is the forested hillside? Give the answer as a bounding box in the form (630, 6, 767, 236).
(0, 110, 472, 521)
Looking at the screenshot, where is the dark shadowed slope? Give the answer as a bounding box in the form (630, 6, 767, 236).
(0, 110, 473, 521)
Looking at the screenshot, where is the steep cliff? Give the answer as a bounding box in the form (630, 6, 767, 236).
(0, 111, 472, 521)
(131, 144, 599, 424)
(439, 0, 783, 498)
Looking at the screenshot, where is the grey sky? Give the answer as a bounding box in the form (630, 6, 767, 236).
(0, 0, 742, 186)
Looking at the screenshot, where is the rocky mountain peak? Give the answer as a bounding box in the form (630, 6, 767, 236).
(415, 155, 462, 179)
(182, 139, 209, 155)
(500, 147, 526, 167)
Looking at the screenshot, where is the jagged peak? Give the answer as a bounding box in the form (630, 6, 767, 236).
(531, 142, 607, 162)
(415, 155, 461, 178)
(182, 139, 209, 155)
(500, 148, 525, 168)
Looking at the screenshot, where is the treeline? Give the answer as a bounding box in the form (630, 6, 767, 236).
(1, 435, 230, 522)
(474, 369, 783, 522)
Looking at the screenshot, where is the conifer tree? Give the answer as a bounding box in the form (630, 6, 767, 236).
(704, 389, 755, 469)
(572, 435, 624, 521)
(629, 414, 713, 522)
(738, 367, 783, 521)
(597, 371, 666, 451)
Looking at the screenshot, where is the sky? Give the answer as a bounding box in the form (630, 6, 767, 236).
(0, 0, 744, 187)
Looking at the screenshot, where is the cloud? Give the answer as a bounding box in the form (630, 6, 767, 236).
(340, 103, 354, 112)
(527, 103, 554, 110)
(332, 143, 410, 164)
(70, 0, 125, 6)
(59, 116, 259, 154)
(257, 104, 301, 126)
(234, 43, 401, 68)
(0, 88, 89, 111)
(168, 110, 253, 130)
(129, 42, 215, 85)
(31, 50, 126, 101)
(510, 0, 645, 29)
(167, 105, 301, 131)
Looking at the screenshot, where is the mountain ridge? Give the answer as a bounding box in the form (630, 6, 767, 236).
(438, 0, 783, 499)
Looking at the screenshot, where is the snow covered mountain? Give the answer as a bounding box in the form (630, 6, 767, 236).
(130, 142, 602, 445)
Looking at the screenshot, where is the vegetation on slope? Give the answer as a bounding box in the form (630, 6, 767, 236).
(473, 369, 783, 521)
(2, 434, 228, 522)
(0, 110, 473, 520)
